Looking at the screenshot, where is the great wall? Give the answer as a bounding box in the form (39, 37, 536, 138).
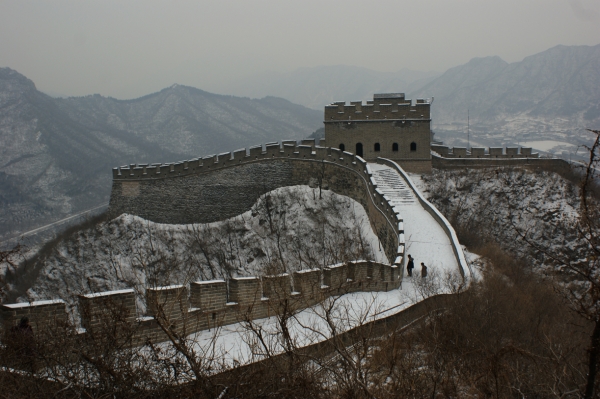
(1, 92, 569, 366)
(1, 138, 469, 349)
(2, 261, 402, 347)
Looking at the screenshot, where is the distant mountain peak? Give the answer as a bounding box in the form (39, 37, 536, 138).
(0, 67, 38, 91)
(410, 43, 600, 143)
(0, 68, 322, 240)
(465, 55, 507, 65)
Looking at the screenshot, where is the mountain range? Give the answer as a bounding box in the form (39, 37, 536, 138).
(410, 44, 600, 149)
(2, 43, 599, 241)
(0, 68, 321, 240)
(222, 44, 600, 151)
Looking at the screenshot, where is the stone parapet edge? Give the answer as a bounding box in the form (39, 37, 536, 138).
(376, 157, 471, 279)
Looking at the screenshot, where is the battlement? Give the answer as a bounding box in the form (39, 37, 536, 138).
(324, 93, 431, 122)
(431, 145, 539, 159)
(1, 260, 402, 347)
(112, 141, 334, 181)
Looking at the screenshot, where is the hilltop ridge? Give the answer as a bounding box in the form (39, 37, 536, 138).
(0, 68, 321, 240)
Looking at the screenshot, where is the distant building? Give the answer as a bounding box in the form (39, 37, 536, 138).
(322, 93, 432, 173)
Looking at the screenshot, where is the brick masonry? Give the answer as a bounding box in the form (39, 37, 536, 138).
(108, 143, 405, 266)
(322, 94, 432, 173)
(146, 285, 188, 322)
(78, 289, 137, 331)
(1, 300, 67, 332)
(432, 144, 539, 159)
(1, 138, 412, 347)
(1, 262, 401, 347)
(431, 152, 572, 173)
(190, 280, 227, 312)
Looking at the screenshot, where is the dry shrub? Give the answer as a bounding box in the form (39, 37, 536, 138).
(365, 244, 591, 399)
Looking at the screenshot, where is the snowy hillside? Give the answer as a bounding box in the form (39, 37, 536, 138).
(413, 168, 586, 274)
(23, 186, 386, 306)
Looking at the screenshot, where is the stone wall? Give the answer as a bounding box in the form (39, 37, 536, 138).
(323, 121, 432, 172)
(190, 280, 227, 312)
(324, 95, 430, 121)
(1, 136, 417, 348)
(431, 153, 572, 174)
(432, 144, 538, 159)
(0, 300, 68, 332)
(109, 142, 403, 265)
(322, 94, 431, 172)
(1, 261, 401, 347)
(78, 289, 136, 331)
(376, 158, 471, 279)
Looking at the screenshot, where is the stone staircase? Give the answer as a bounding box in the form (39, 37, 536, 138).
(370, 166, 415, 206)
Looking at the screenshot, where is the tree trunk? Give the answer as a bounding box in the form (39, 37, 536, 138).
(584, 318, 600, 399)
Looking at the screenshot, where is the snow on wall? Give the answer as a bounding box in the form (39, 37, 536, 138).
(24, 186, 391, 307)
(107, 143, 403, 264)
(376, 158, 471, 278)
(2, 259, 401, 347)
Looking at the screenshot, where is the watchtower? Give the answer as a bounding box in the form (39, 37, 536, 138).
(322, 93, 432, 173)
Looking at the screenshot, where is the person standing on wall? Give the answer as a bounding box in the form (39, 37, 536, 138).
(421, 262, 428, 278)
(407, 255, 414, 277)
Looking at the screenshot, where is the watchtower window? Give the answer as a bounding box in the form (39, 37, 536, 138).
(339, 143, 345, 152)
(374, 143, 381, 152)
(410, 142, 417, 152)
(392, 143, 399, 152)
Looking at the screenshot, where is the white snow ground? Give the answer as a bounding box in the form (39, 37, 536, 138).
(370, 164, 459, 278)
(174, 164, 466, 368)
(169, 282, 456, 371)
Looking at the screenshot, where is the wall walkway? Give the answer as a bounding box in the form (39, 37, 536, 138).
(370, 162, 468, 279)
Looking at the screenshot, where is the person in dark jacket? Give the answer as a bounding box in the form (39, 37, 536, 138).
(406, 255, 414, 277)
(421, 262, 428, 278)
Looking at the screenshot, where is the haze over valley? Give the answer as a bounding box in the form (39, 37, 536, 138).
(2, 42, 599, 241)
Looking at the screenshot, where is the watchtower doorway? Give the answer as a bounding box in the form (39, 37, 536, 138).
(356, 143, 363, 157)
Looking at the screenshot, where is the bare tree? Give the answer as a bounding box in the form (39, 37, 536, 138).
(513, 130, 600, 398)
(0, 244, 23, 303)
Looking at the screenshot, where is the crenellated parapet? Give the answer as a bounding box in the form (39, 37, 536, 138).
(324, 93, 431, 122)
(322, 93, 433, 172)
(430, 144, 574, 173)
(1, 261, 401, 346)
(431, 144, 539, 159)
(112, 141, 360, 181)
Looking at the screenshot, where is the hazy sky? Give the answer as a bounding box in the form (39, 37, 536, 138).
(1, 0, 599, 99)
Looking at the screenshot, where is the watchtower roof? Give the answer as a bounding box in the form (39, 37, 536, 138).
(324, 92, 429, 121)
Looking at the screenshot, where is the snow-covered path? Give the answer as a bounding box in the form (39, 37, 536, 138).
(369, 163, 460, 278)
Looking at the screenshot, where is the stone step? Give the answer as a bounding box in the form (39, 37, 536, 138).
(371, 168, 416, 205)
